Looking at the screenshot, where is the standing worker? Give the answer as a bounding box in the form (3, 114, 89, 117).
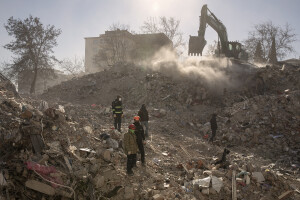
(133, 116, 146, 166)
(112, 95, 123, 132)
(209, 113, 218, 143)
(124, 124, 138, 175)
(138, 104, 149, 138)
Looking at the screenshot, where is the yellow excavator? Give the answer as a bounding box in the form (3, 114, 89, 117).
(188, 4, 248, 61)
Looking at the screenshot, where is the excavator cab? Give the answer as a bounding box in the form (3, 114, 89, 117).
(226, 42, 241, 59)
(226, 42, 248, 61)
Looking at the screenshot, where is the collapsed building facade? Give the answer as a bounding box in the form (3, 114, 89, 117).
(84, 30, 173, 73)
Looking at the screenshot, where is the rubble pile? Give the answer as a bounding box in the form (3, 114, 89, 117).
(40, 61, 257, 109)
(0, 84, 139, 199)
(196, 90, 300, 168)
(1, 61, 300, 199)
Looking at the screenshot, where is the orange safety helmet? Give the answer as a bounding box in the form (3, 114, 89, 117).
(133, 116, 140, 121)
(128, 124, 136, 130)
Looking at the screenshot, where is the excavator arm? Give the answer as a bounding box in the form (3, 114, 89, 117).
(189, 4, 247, 60)
(189, 4, 228, 56)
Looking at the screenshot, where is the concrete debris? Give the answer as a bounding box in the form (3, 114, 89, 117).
(0, 171, 7, 186)
(124, 186, 134, 200)
(153, 194, 164, 200)
(83, 125, 93, 134)
(0, 62, 299, 199)
(103, 149, 111, 161)
(25, 180, 55, 196)
(278, 190, 294, 199)
(211, 176, 223, 193)
(192, 177, 211, 188)
(252, 172, 265, 183)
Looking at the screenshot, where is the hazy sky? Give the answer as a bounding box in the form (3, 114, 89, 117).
(0, 0, 299, 64)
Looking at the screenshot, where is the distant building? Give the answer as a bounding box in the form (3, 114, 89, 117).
(281, 58, 300, 66)
(18, 69, 69, 94)
(85, 30, 173, 73)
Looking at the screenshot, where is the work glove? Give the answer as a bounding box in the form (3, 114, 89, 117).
(113, 114, 116, 118)
(121, 114, 124, 118)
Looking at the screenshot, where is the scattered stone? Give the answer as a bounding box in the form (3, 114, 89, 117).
(25, 180, 55, 196)
(103, 150, 111, 161)
(124, 187, 134, 200)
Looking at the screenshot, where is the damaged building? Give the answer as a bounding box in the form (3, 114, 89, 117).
(85, 29, 173, 73)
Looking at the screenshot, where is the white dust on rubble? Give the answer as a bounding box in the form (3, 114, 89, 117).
(142, 48, 250, 95)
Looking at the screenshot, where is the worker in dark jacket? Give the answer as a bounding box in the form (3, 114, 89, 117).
(209, 113, 218, 143)
(138, 104, 149, 138)
(133, 116, 146, 166)
(112, 95, 123, 132)
(124, 124, 138, 175)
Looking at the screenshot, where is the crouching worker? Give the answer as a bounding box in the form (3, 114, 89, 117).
(124, 124, 138, 175)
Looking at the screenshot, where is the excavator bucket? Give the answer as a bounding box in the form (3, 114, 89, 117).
(188, 36, 207, 56)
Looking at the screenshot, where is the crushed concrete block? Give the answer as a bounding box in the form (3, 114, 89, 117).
(124, 186, 134, 200)
(103, 150, 111, 161)
(20, 110, 33, 119)
(159, 109, 167, 116)
(25, 180, 55, 195)
(84, 126, 93, 134)
(0, 172, 7, 186)
(201, 188, 209, 194)
(94, 175, 105, 188)
(252, 172, 265, 183)
(211, 176, 223, 193)
(153, 194, 164, 200)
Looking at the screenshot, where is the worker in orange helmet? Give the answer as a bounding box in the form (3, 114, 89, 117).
(133, 116, 146, 166)
(124, 124, 138, 175)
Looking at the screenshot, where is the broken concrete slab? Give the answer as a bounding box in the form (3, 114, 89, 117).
(211, 176, 223, 193)
(153, 194, 164, 200)
(94, 175, 105, 188)
(25, 180, 55, 195)
(103, 150, 111, 161)
(252, 172, 265, 183)
(192, 177, 211, 188)
(0, 171, 7, 186)
(124, 186, 134, 200)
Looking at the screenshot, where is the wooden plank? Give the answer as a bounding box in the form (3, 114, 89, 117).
(63, 156, 73, 173)
(278, 190, 293, 200)
(25, 180, 55, 196)
(232, 170, 237, 200)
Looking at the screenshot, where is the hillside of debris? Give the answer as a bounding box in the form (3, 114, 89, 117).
(39, 60, 300, 164)
(1, 60, 300, 200)
(40, 60, 257, 107)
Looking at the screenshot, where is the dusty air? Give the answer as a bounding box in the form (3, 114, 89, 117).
(0, 1, 300, 200)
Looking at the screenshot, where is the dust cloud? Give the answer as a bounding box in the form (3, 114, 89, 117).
(142, 48, 254, 95)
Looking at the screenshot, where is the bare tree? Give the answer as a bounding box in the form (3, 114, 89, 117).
(244, 21, 296, 61)
(140, 17, 185, 53)
(60, 56, 85, 76)
(253, 41, 265, 63)
(140, 17, 160, 34)
(268, 37, 278, 64)
(3, 15, 61, 94)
